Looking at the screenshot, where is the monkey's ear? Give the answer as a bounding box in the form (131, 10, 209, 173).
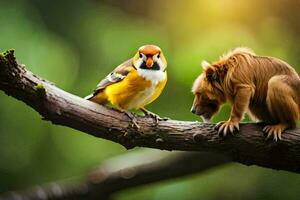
(228, 56, 238, 65)
(205, 67, 217, 82)
(201, 60, 210, 70)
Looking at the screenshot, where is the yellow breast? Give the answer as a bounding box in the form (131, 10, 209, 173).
(104, 68, 167, 110)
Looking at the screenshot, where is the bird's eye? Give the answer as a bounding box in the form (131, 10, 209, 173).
(139, 53, 143, 58)
(157, 53, 160, 59)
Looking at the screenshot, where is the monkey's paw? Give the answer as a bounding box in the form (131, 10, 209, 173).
(263, 124, 287, 141)
(215, 120, 239, 137)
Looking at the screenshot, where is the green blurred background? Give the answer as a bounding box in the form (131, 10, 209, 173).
(1, 0, 300, 199)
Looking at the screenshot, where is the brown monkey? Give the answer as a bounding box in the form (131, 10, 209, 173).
(191, 47, 300, 141)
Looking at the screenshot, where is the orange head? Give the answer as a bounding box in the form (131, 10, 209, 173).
(133, 45, 167, 71)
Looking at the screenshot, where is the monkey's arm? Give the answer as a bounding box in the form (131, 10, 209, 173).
(230, 84, 254, 121)
(216, 84, 253, 135)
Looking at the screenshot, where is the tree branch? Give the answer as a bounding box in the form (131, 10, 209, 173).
(0, 152, 230, 200)
(1, 50, 300, 173)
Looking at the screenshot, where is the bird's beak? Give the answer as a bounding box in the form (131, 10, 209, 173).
(146, 58, 154, 68)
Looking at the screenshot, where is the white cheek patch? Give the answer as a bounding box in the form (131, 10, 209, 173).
(135, 58, 143, 69)
(157, 59, 165, 71)
(152, 55, 165, 71)
(137, 69, 166, 85)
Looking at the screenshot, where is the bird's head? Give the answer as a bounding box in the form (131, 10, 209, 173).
(133, 45, 167, 72)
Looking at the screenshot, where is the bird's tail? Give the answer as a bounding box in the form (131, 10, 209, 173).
(84, 94, 94, 100)
(84, 91, 108, 104)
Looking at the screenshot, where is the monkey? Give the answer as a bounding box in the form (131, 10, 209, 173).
(191, 47, 300, 141)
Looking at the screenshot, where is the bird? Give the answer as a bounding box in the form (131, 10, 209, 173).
(85, 45, 168, 128)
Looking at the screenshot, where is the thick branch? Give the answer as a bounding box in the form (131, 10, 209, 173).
(1, 50, 300, 173)
(0, 152, 230, 200)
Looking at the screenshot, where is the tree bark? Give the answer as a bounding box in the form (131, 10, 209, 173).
(1, 50, 300, 173)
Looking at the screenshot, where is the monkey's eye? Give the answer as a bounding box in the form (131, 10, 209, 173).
(139, 53, 143, 58)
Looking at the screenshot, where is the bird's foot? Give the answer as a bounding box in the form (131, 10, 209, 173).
(123, 111, 140, 129)
(263, 124, 288, 141)
(140, 108, 168, 124)
(215, 120, 239, 137)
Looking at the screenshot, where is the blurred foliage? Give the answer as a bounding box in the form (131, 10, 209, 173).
(1, 0, 300, 199)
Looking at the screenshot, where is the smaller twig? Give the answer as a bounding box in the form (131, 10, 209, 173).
(0, 151, 230, 200)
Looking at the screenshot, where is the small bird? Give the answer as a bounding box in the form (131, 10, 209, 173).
(85, 45, 168, 128)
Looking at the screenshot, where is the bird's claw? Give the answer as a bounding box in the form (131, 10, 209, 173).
(150, 113, 168, 121)
(160, 117, 170, 121)
(124, 111, 140, 129)
(131, 118, 140, 129)
(147, 112, 162, 124)
(141, 109, 167, 124)
(215, 120, 239, 137)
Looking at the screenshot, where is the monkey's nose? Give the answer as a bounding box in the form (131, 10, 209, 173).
(191, 107, 196, 114)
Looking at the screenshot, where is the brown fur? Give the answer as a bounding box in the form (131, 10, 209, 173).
(191, 47, 300, 140)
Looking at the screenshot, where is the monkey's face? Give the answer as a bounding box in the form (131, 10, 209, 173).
(191, 74, 222, 122)
(191, 92, 220, 122)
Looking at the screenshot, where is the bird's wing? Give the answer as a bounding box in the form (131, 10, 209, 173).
(95, 59, 133, 91)
(85, 59, 133, 99)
